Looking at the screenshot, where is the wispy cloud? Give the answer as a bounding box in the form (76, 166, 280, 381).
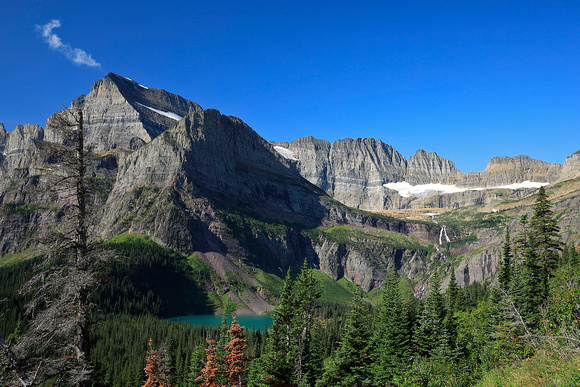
(35, 19, 101, 68)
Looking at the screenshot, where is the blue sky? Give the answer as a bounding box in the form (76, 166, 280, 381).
(1, 0, 579, 172)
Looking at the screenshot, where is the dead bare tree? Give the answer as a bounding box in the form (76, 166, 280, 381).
(1, 108, 114, 386)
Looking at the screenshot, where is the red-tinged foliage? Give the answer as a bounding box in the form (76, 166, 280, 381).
(224, 316, 251, 387)
(143, 338, 170, 387)
(196, 338, 224, 387)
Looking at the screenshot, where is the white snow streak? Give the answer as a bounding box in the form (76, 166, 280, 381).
(274, 146, 298, 160)
(493, 181, 549, 190)
(383, 181, 549, 198)
(135, 102, 182, 120)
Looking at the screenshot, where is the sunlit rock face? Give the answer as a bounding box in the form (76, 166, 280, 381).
(44, 73, 202, 153)
(560, 150, 580, 181)
(457, 155, 562, 188)
(277, 137, 569, 211)
(288, 137, 407, 210)
(405, 149, 461, 185)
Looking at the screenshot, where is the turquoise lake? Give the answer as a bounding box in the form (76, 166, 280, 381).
(166, 315, 273, 331)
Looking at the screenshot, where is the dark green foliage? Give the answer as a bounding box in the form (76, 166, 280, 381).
(507, 187, 563, 329)
(319, 285, 372, 387)
(96, 234, 213, 317)
(498, 228, 513, 290)
(292, 260, 322, 386)
(0, 257, 38, 336)
(262, 268, 296, 384)
(529, 186, 562, 299)
(90, 314, 266, 387)
(262, 261, 321, 386)
(371, 268, 410, 385)
(414, 274, 455, 359)
(447, 269, 459, 315)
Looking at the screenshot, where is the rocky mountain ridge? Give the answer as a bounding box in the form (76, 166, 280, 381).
(0, 73, 578, 313)
(275, 137, 574, 211)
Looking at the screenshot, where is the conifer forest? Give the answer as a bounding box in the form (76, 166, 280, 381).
(1, 105, 580, 386)
(1, 184, 579, 385)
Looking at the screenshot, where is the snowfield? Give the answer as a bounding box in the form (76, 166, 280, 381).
(135, 102, 182, 121)
(383, 181, 549, 198)
(273, 146, 298, 160)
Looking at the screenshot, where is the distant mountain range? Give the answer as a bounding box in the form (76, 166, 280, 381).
(1, 73, 578, 312)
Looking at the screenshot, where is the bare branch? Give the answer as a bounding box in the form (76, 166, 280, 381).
(496, 285, 532, 337)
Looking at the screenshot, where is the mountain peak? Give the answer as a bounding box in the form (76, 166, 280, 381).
(46, 73, 203, 153)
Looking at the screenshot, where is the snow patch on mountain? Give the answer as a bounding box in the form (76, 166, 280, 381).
(274, 146, 298, 160)
(135, 102, 182, 121)
(383, 181, 549, 198)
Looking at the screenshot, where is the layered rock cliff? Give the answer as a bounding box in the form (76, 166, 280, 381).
(561, 150, 580, 181)
(1, 73, 578, 306)
(458, 155, 562, 187)
(406, 149, 461, 185)
(276, 136, 574, 211)
(289, 137, 407, 210)
(45, 73, 202, 153)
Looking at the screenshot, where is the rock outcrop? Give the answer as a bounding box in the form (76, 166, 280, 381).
(2, 73, 579, 300)
(289, 137, 407, 209)
(458, 155, 562, 187)
(0, 124, 7, 158)
(406, 150, 461, 185)
(276, 137, 572, 211)
(560, 150, 580, 181)
(45, 73, 202, 153)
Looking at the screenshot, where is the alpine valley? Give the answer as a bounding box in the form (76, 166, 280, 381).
(1, 73, 579, 315)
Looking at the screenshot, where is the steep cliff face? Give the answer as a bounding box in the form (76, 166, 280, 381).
(45, 73, 202, 153)
(278, 138, 572, 211)
(0, 124, 45, 183)
(107, 109, 327, 223)
(458, 155, 562, 187)
(560, 151, 580, 181)
(289, 137, 407, 210)
(0, 124, 7, 158)
(406, 150, 461, 185)
(2, 73, 578, 306)
(3, 124, 44, 157)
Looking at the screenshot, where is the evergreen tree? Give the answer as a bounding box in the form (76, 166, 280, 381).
(187, 346, 205, 387)
(262, 268, 295, 384)
(224, 316, 250, 387)
(319, 285, 372, 387)
(216, 315, 230, 386)
(371, 268, 410, 385)
(197, 339, 223, 387)
(292, 259, 321, 386)
(498, 227, 513, 290)
(515, 213, 543, 327)
(529, 186, 562, 300)
(415, 274, 453, 359)
(447, 269, 459, 315)
(570, 244, 579, 266)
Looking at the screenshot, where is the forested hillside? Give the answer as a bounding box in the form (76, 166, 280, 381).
(2, 187, 579, 386)
(1, 74, 579, 386)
